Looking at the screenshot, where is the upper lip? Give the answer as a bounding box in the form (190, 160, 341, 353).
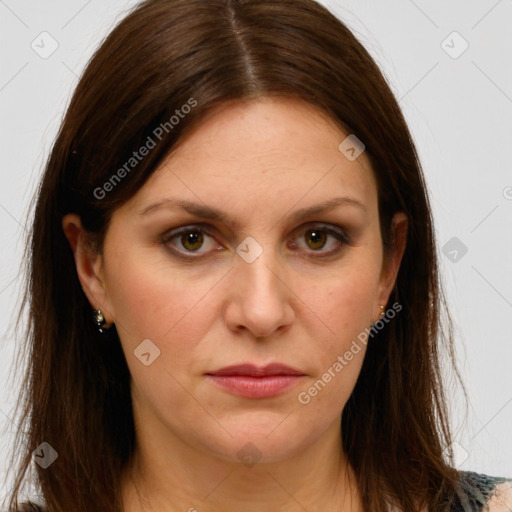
(207, 363, 305, 377)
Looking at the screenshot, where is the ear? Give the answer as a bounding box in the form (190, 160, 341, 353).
(62, 213, 114, 324)
(376, 211, 408, 313)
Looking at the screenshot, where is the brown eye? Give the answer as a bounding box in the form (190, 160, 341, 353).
(163, 226, 219, 256)
(180, 231, 204, 251)
(290, 224, 350, 257)
(163, 223, 350, 260)
(304, 229, 327, 250)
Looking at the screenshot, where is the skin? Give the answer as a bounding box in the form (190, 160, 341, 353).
(63, 96, 408, 511)
(487, 482, 512, 511)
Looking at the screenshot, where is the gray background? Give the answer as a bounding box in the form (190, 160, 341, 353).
(1, 0, 511, 502)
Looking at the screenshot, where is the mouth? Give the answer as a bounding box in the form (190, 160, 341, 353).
(205, 363, 306, 399)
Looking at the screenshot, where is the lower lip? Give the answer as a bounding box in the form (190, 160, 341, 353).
(206, 375, 304, 398)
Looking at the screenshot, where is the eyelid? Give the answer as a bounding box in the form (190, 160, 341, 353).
(290, 223, 351, 242)
(161, 222, 214, 241)
(161, 223, 218, 248)
(287, 224, 351, 257)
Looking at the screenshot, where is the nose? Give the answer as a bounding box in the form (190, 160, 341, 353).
(223, 248, 295, 339)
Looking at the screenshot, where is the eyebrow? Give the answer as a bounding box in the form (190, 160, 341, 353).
(137, 196, 366, 228)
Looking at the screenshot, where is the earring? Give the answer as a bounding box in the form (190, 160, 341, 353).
(93, 309, 113, 334)
(370, 305, 385, 328)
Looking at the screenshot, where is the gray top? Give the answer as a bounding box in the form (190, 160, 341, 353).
(449, 470, 511, 511)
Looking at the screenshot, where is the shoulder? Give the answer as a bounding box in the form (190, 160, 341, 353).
(453, 470, 512, 512)
(486, 479, 512, 511)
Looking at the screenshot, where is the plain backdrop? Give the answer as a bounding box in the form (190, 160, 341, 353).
(1, 0, 511, 503)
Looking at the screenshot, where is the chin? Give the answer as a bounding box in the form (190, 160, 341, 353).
(198, 420, 318, 466)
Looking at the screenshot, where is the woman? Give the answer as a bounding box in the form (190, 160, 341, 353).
(4, 0, 511, 510)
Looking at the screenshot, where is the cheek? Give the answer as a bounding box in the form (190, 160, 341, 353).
(305, 266, 380, 341)
(103, 248, 215, 413)
(103, 242, 218, 352)
(292, 261, 380, 405)
(293, 280, 375, 416)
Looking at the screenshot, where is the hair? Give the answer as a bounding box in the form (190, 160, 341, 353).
(4, 0, 471, 510)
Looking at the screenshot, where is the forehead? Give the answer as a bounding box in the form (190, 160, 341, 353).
(125, 97, 377, 220)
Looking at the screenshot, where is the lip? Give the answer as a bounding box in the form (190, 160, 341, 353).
(206, 363, 306, 399)
(207, 363, 305, 377)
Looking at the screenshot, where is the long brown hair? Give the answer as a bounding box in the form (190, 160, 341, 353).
(5, 0, 468, 510)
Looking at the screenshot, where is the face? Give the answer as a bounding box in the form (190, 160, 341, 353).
(64, 97, 407, 466)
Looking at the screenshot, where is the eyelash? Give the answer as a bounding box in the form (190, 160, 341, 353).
(161, 223, 352, 260)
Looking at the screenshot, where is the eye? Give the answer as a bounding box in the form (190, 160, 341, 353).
(162, 223, 350, 259)
(289, 225, 350, 256)
(162, 225, 220, 256)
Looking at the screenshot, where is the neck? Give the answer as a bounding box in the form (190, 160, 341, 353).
(121, 418, 364, 512)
